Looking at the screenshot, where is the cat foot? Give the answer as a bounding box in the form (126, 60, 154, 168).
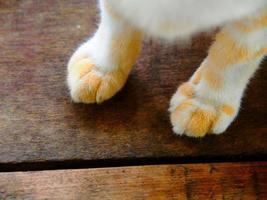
(67, 58, 128, 104)
(169, 82, 237, 137)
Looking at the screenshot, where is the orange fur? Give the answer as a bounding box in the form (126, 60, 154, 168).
(221, 105, 235, 116)
(209, 29, 267, 69)
(170, 101, 193, 127)
(103, 0, 121, 20)
(173, 101, 193, 112)
(254, 47, 267, 58)
(75, 72, 102, 103)
(191, 68, 202, 85)
(69, 2, 267, 137)
(209, 30, 251, 68)
(97, 69, 127, 102)
(70, 59, 131, 103)
(186, 109, 217, 137)
(111, 30, 142, 70)
(201, 25, 267, 89)
(69, 19, 142, 104)
(235, 11, 267, 33)
(70, 59, 94, 78)
(178, 82, 194, 97)
(202, 65, 221, 89)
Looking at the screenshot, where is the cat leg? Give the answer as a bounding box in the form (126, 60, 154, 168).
(170, 11, 267, 137)
(67, 0, 142, 103)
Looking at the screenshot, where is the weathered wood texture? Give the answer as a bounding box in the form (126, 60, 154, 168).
(0, 0, 267, 164)
(0, 162, 266, 200)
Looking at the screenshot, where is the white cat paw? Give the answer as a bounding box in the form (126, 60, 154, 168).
(169, 82, 237, 137)
(67, 58, 128, 104)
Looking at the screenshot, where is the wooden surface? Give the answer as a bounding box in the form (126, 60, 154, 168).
(0, 162, 266, 200)
(1, 1, 266, 199)
(1, 0, 267, 165)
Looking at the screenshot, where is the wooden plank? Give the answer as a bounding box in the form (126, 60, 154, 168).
(0, 0, 267, 164)
(0, 162, 266, 200)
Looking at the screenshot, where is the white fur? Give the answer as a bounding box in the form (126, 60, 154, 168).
(68, 0, 267, 136)
(109, 0, 266, 40)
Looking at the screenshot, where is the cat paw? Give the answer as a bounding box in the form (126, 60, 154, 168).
(169, 82, 237, 137)
(67, 58, 128, 104)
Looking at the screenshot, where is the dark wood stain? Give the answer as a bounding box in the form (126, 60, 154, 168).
(0, 162, 266, 200)
(0, 0, 266, 166)
(0, 1, 267, 199)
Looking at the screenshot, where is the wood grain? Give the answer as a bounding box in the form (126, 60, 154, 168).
(0, 0, 266, 164)
(0, 162, 266, 200)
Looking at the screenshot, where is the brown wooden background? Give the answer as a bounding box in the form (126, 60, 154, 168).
(0, 0, 266, 199)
